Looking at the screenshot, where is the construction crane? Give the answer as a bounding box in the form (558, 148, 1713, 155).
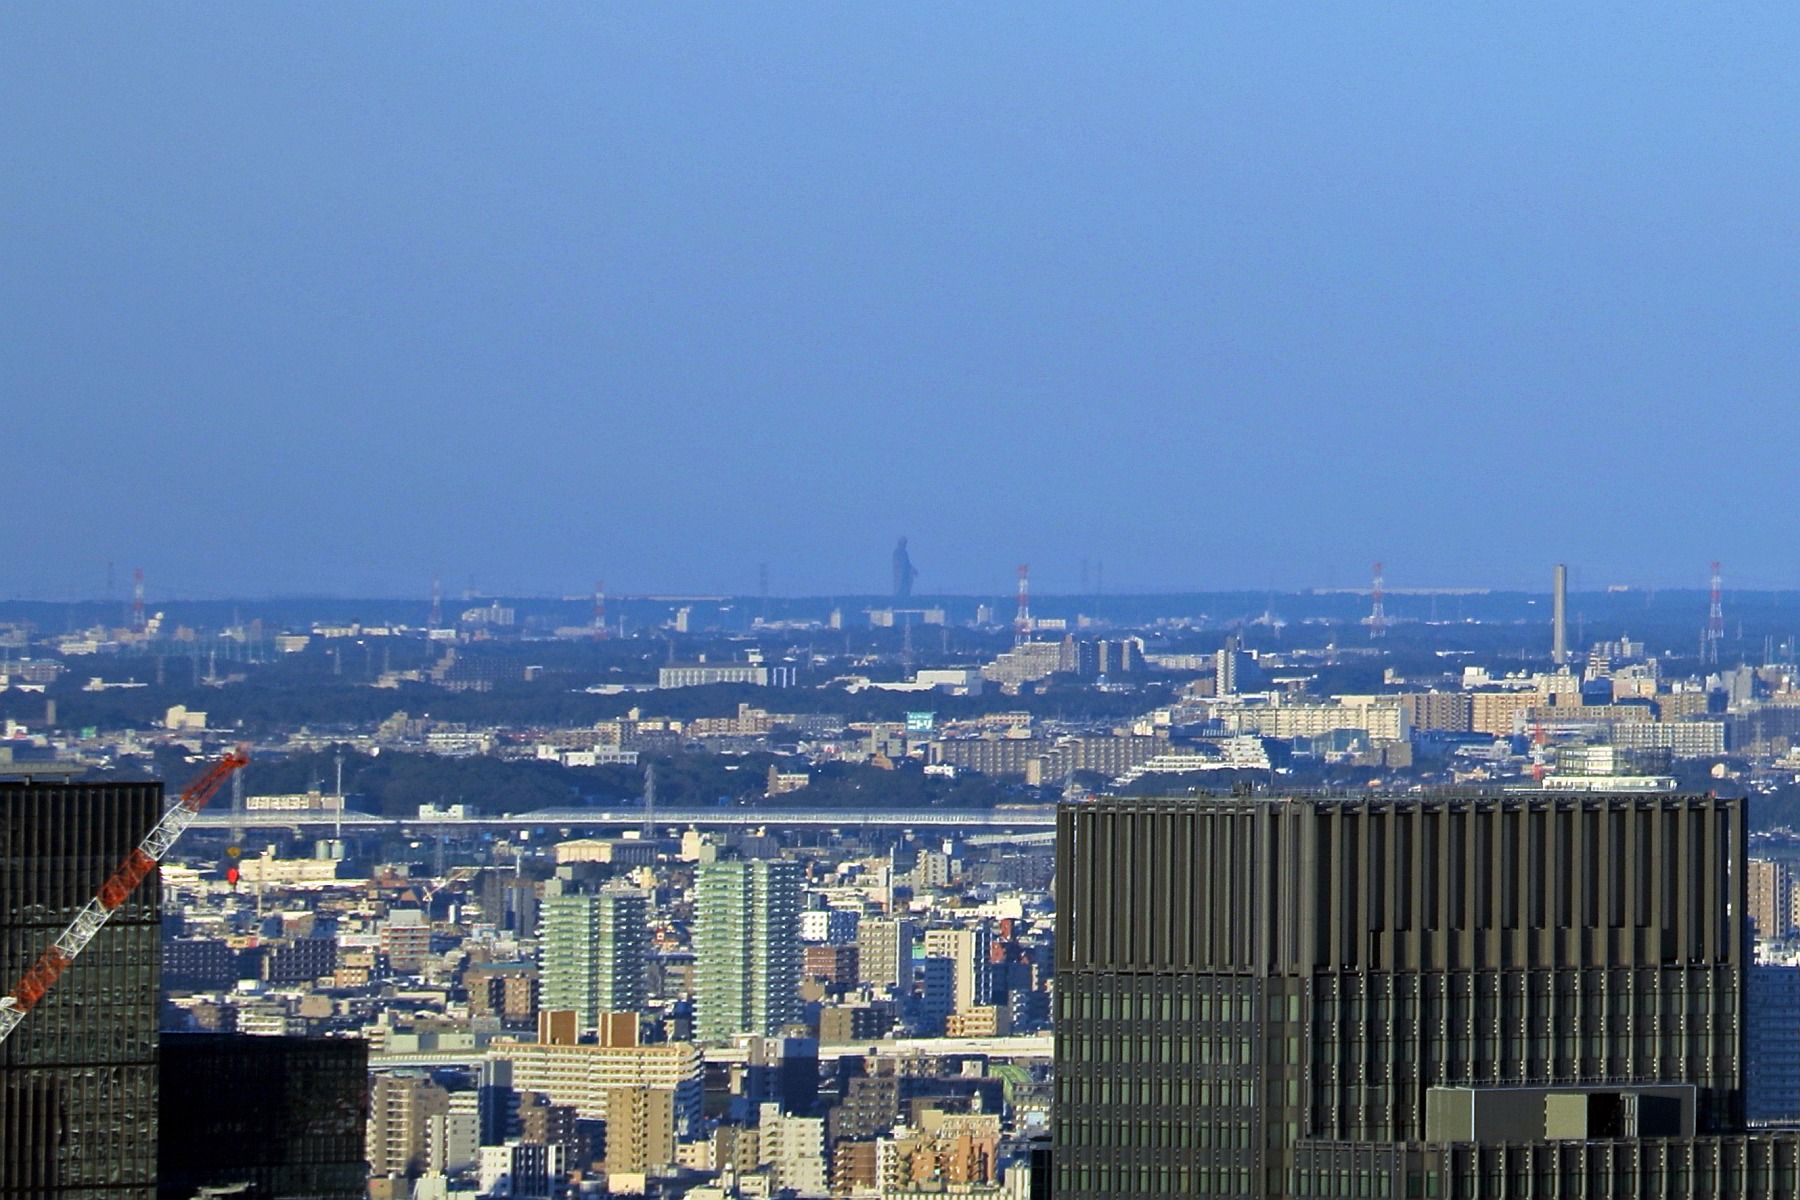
(0, 748, 250, 1047)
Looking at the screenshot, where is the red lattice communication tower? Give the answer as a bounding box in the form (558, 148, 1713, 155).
(1015, 564, 1031, 645)
(130, 568, 145, 633)
(1705, 561, 1724, 666)
(1368, 561, 1387, 639)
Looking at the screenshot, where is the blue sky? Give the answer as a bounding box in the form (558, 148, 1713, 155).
(6, 6, 1800, 599)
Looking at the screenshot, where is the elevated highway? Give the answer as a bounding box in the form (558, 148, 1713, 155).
(369, 1031, 1053, 1071)
(188, 806, 1058, 834)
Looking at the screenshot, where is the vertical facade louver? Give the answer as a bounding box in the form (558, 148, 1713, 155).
(1056, 793, 1800, 1199)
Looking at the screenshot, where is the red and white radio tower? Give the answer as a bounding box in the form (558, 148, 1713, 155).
(130, 568, 146, 633)
(1368, 561, 1387, 639)
(1015, 564, 1031, 645)
(1705, 561, 1724, 666)
(594, 579, 609, 638)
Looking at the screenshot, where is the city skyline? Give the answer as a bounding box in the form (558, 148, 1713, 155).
(12, 525, 1800, 1194)
(2, 560, 1798, 605)
(15, 4, 1800, 1196)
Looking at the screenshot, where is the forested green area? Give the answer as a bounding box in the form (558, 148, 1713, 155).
(112, 744, 1029, 818)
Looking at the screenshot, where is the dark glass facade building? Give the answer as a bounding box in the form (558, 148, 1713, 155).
(159, 1033, 369, 1200)
(1, 780, 163, 1199)
(1056, 792, 1800, 1199)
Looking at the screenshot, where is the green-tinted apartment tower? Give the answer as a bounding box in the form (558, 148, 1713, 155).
(695, 860, 802, 1042)
(1056, 792, 1800, 1199)
(540, 888, 648, 1031)
(1, 780, 163, 1198)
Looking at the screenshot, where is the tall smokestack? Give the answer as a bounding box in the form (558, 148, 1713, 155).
(1552, 563, 1568, 667)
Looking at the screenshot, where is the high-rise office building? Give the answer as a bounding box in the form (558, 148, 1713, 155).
(1057, 791, 1800, 1199)
(2, 780, 163, 1198)
(540, 887, 648, 1030)
(158, 1032, 369, 1199)
(695, 860, 802, 1041)
(1748, 964, 1800, 1124)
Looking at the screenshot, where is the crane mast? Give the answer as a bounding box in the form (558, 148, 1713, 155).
(0, 748, 250, 1046)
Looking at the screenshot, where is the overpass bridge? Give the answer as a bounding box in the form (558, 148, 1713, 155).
(187, 806, 1058, 834)
(369, 1032, 1053, 1071)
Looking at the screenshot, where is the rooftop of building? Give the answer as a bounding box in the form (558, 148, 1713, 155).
(1066, 786, 1726, 809)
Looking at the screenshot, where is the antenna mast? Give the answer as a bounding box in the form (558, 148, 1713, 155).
(1705, 561, 1724, 666)
(642, 762, 656, 839)
(1368, 561, 1387, 639)
(1015, 564, 1031, 646)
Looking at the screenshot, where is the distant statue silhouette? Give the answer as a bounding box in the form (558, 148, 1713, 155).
(893, 537, 919, 599)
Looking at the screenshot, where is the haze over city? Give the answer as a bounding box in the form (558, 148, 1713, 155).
(19, 8, 1800, 1200)
(10, 7, 1800, 598)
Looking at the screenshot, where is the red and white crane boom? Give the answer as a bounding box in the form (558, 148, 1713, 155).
(0, 748, 250, 1046)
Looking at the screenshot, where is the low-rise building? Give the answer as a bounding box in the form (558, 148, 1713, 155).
(660, 664, 784, 688)
(1606, 718, 1728, 757)
(944, 1005, 1010, 1039)
(803, 944, 860, 988)
(978, 644, 1064, 689)
(758, 1102, 829, 1198)
(819, 1003, 897, 1045)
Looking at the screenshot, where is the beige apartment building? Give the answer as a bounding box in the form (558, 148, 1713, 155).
(1470, 690, 1545, 736)
(1750, 857, 1798, 942)
(492, 1011, 702, 1131)
(602, 1086, 678, 1176)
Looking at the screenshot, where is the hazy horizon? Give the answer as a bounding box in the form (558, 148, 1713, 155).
(0, 578, 1778, 607)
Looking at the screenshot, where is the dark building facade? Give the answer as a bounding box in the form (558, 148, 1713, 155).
(1, 779, 163, 1199)
(158, 1033, 369, 1199)
(261, 937, 338, 985)
(162, 936, 238, 992)
(1056, 792, 1800, 1199)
